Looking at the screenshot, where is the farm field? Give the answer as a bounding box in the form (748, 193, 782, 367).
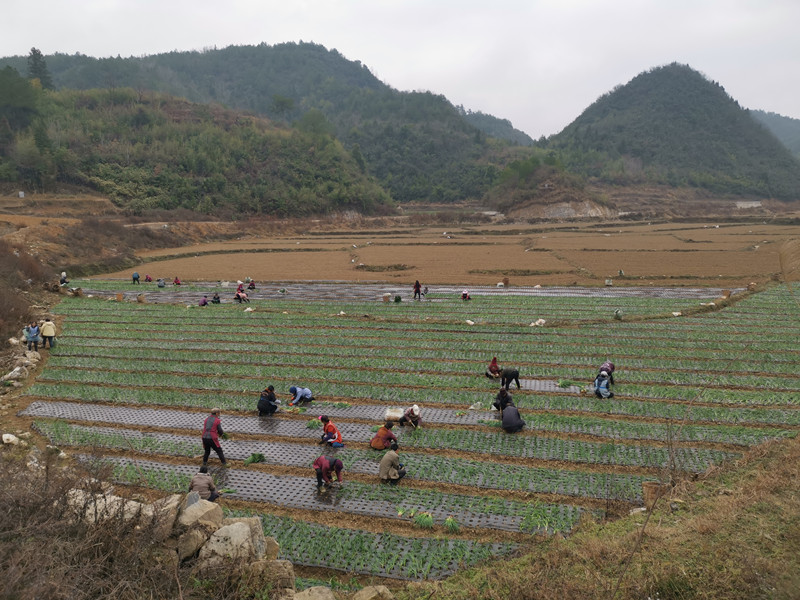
(17, 280, 800, 584)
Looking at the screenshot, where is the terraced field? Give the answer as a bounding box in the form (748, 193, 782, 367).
(20, 283, 800, 581)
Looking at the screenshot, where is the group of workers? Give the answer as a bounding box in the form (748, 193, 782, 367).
(22, 318, 58, 352)
(195, 357, 617, 500)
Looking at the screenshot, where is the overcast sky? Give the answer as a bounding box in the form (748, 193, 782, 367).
(3, 0, 798, 138)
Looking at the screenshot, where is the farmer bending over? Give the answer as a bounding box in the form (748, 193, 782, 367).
(313, 455, 343, 490)
(370, 421, 398, 449)
(398, 404, 422, 429)
(189, 465, 219, 502)
(318, 415, 344, 447)
(501, 400, 526, 433)
(288, 386, 314, 406)
(379, 442, 407, 485)
(501, 367, 520, 390)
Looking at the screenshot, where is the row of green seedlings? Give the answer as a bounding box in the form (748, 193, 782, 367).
(33, 363, 800, 409)
(226, 511, 515, 580)
(48, 338, 800, 380)
(45, 344, 800, 391)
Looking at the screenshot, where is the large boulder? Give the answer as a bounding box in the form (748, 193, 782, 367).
(295, 586, 337, 600)
(222, 516, 267, 558)
(196, 522, 255, 571)
(176, 528, 210, 561)
(1, 366, 28, 381)
(142, 494, 182, 541)
(242, 559, 295, 599)
(177, 497, 223, 530)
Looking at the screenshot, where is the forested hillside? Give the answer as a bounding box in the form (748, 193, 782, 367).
(751, 110, 800, 158)
(0, 67, 393, 216)
(545, 63, 800, 200)
(0, 43, 524, 203)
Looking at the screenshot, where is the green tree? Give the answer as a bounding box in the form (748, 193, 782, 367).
(27, 47, 53, 90)
(0, 66, 38, 131)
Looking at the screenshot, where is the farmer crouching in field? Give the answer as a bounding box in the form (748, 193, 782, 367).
(501, 399, 526, 433)
(398, 404, 422, 429)
(288, 386, 314, 406)
(379, 442, 406, 485)
(201, 408, 227, 466)
(370, 421, 398, 449)
(493, 387, 512, 412)
(318, 415, 344, 448)
(598, 360, 616, 385)
(594, 371, 614, 399)
(486, 356, 501, 380)
(189, 465, 219, 502)
(313, 455, 343, 491)
(257, 385, 280, 416)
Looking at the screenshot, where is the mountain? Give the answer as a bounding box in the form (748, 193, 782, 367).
(0, 43, 528, 203)
(545, 63, 800, 201)
(459, 109, 534, 146)
(0, 68, 393, 216)
(750, 110, 800, 158)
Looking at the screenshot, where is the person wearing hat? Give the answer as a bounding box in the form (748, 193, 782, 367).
(288, 386, 314, 406)
(201, 408, 227, 465)
(318, 415, 344, 447)
(485, 356, 501, 380)
(594, 371, 614, 399)
(501, 399, 526, 433)
(398, 404, 422, 429)
(461, 289, 471, 301)
(313, 455, 344, 490)
(257, 385, 280, 416)
(379, 442, 406, 485)
(599, 361, 616, 385)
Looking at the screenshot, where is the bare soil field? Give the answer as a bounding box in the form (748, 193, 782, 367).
(100, 220, 799, 287)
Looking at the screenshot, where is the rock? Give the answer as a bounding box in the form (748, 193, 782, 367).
(295, 586, 337, 600)
(18, 432, 31, 439)
(142, 494, 182, 541)
(243, 559, 295, 594)
(264, 536, 280, 560)
(353, 585, 395, 600)
(177, 528, 210, 561)
(8, 337, 20, 345)
(1, 366, 28, 381)
(24, 351, 41, 361)
(2, 434, 19, 445)
(178, 498, 224, 530)
(222, 516, 267, 558)
(197, 522, 255, 571)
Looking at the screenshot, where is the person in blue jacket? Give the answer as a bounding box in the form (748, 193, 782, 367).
(594, 371, 614, 399)
(288, 386, 314, 406)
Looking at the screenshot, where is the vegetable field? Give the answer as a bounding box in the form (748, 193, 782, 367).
(22, 282, 800, 581)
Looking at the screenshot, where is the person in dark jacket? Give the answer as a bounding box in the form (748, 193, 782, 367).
(211, 292, 221, 304)
(132, 271, 140, 284)
(501, 367, 520, 390)
(313, 455, 343, 490)
(501, 400, 526, 433)
(189, 465, 219, 501)
(413, 280, 422, 300)
(493, 387, 513, 412)
(201, 408, 227, 465)
(257, 385, 279, 416)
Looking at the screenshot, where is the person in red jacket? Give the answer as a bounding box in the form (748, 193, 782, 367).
(370, 421, 398, 450)
(318, 415, 344, 448)
(313, 455, 343, 490)
(201, 408, 227, 465)
(485, 356, 501, 380)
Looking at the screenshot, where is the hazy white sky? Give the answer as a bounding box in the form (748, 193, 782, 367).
(3, 0, 798, 138)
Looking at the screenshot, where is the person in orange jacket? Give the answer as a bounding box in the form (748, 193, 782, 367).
(319, 415, 344, 448)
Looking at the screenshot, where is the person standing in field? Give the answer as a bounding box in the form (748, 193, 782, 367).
(313, 455, 344, 490)
(413, 280, 422, 300)
(40, 318, 56, 349)
(189, 465, 219, 502)
(25, 322, 40, 352)
(379, 442, 406, 485)
(370, 421, 398, 449)
(201, 408, 227, 465)
(132, 271, 140, 284)
(501, 367, 520, 390)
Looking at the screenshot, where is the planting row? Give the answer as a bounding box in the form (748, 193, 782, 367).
(22, 400, 740, 471)
(95, 455, 584, 535)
